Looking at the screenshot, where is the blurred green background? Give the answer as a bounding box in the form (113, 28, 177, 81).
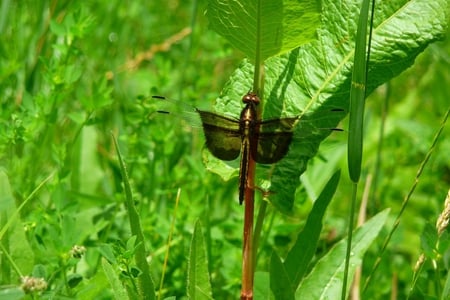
(0, 1, 449, 299)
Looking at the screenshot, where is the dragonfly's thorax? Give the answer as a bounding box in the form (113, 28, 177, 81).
(240, 92, 260, 134)
(240, 102, 259, 138)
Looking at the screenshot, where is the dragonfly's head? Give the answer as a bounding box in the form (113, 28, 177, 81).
(242, 92, 260, 105)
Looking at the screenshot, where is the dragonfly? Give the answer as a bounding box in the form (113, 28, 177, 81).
(151, 92, 342, 205)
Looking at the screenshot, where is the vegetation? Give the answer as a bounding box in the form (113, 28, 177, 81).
(0, 0, 448, 299)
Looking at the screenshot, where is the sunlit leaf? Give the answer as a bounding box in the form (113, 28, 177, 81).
(207, 0, 321, 61)
(205, 0, 447, 213)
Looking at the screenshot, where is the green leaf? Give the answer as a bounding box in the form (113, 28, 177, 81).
(442, 268, 450, 300)
(112, 134, 156, 299)
(347, 0, 372, 183)
(205, 0, 447, 213)
(0, 170, 34, 277)
(67, 273, 83, 288)
(102, 258, 130, 300)
(254, 271, 274, 300)
(295, 209, 390, 299)
(283, 171, 340, 288)
(0, 288, 24, 300)
(187, 220, 213, 300)
(207, 0, 321, 61)
(420, 222, 438, 258)
(270, 252, 295, 300)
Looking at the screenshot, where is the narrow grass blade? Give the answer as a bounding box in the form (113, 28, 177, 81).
(344, 0, 374, 298)
(347, 0, 373, 183)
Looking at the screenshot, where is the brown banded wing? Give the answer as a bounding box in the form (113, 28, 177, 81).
(252, 117, 299, 164)
(196, 110, 242, 161)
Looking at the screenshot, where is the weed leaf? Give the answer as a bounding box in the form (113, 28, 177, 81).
(295, 209, 390, 299)
(283, 171, 340, 287)
(187, 220, 213, 300)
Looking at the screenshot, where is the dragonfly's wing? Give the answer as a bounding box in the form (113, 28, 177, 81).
(151, 96, 242, 160)
(197, 110, 242, 161)
(151, 95, 203, 127)
(253, 117, 299, 164)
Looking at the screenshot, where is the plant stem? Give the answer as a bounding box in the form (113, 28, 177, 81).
(241, 172, 255, 300)
(342, 182, 358, 299)
(241, 0, 264, 298)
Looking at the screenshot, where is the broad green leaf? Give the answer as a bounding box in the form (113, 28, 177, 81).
(205, 0, 447, 213)
(102, 258, 130, 300)
(295, 209, 390, 299)
(187, 221, 213, 300)
(207, 0, 321, 61)
(283, 171, 340, 288)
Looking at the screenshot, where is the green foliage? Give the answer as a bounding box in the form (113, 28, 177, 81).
(187, 221, 213, 300)
(296, 209, 390, 299)
(102, 258, 129, 300)
(0, 0, 448, 299)
(113, 134, 156, 299)
(283, 171, 341, 288)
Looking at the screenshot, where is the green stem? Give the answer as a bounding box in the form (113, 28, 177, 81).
(342, 183, 358, 299)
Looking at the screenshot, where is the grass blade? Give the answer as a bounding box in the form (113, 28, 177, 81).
(344, 0, 375, 297)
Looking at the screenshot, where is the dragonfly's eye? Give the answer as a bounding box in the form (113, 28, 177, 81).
(242, 93, 260, 105)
